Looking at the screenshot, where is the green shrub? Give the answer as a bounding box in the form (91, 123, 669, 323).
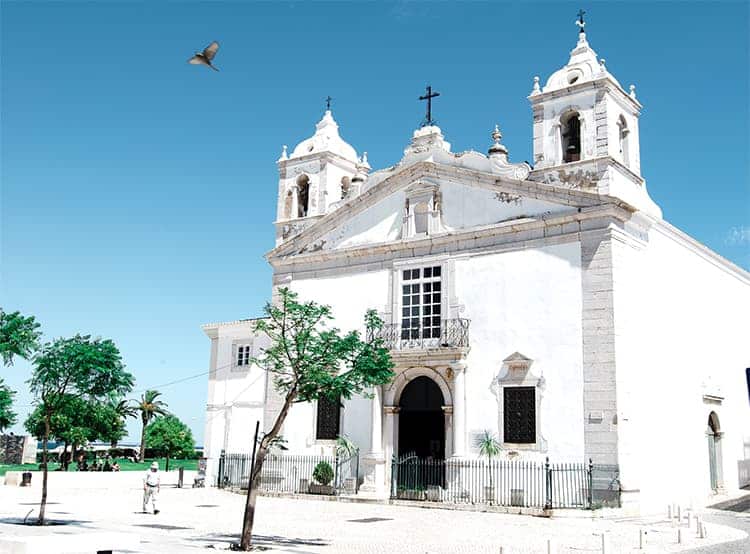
(312, 461, 334, 486)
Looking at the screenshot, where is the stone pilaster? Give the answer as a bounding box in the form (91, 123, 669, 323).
(580, 229, 619, 466)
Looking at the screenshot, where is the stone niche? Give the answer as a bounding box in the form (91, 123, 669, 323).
(0, 434, 37, 464)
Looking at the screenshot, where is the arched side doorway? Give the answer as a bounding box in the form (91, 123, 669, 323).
(707, 411, 724, 492)
(398, 376, 445, 459)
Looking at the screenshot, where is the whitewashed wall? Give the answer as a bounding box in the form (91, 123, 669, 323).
(456, 241, 585, 462)
(279, 270, 390, 455)
(203, 321, 269, 483)
(613, 222, 750, 513)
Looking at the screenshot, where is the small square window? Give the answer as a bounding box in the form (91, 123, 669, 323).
(424, 267, 432, 278)
(424, 282, 432, 292)
(433, 282, 441, 292)
(433, 266, 441, 277)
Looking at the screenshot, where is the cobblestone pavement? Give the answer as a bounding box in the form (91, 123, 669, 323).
(0, 474, 746, 553)
(685, 494, 750, 553)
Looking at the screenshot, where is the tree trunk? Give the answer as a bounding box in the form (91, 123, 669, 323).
(71, 442, 78, 470)
(239, 388, 296, 550)
(61, 442, 68, 471)
(39, 416, 51, 524)
(139, 418, 147, 462)
(165, 455, 170, 472)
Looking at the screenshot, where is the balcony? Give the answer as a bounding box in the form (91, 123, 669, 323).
(368, 318, 470, 351)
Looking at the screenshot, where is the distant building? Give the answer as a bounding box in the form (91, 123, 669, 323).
(203, 19, 750, 513)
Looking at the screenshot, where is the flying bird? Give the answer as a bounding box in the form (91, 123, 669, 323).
(188, 41, 220, 71)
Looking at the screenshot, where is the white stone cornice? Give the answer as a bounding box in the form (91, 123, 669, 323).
(268, 203, 631, 272)
(528, 76, 641, 112)
(266, 160, 610, 261)
(201, 317, 267, 334)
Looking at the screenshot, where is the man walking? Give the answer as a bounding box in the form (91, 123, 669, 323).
(143, 461, 161, 514)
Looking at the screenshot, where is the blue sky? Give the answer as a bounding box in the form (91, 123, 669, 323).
(2, 1, 748, 444)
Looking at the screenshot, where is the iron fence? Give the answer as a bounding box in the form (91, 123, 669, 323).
(217, 450, 360, 496)
(368, 318, 470, 350)
(391, 456, 620, 509)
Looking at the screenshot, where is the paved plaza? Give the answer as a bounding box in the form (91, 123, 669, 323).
(0, 472, 747, 553)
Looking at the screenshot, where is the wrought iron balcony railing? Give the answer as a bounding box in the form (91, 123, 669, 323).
(368, 318, 470, 350)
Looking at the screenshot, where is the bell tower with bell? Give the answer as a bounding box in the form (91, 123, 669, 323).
(528, 11, 660, 217)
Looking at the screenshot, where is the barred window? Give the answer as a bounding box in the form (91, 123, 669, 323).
(503, 386, 536, 444)
(316, 395, 341, 440)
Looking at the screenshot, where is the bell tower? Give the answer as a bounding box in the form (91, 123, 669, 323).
(275, 106, 362, 244)
(528, 14, 660, 217)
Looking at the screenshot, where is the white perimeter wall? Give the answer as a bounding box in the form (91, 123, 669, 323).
(613, 222, 750, 512)
(455, 240, 585, 462)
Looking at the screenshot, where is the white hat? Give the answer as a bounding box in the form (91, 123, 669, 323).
(150, 462, 159, 469)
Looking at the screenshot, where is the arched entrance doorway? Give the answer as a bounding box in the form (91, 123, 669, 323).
(398, 376, 445, 459)
(707, 412, 724, 492)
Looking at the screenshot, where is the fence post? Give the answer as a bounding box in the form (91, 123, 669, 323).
(587, 458, 594, 509)
(391, 455, 397, 498)
(333, 448, 340, 495)
(218, 450, 226, 488)
(355, 450, 360, 494)
(544, 457, 552, 510)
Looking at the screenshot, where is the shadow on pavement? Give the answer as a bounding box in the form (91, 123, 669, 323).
(195, 532, 328, 548)
(708, 494, 750, 513)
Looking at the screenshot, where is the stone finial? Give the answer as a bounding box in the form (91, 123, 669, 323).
(531, 75, 541, 95)
(599, 58, 607, 72)
(492, 124, 502, 144)
(629, 84, 637, 99)
(488, 124, 508, 156)
(279, 144, 288, 161)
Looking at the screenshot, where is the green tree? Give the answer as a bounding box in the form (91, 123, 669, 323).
(0, 308, 41, 366)
(103, 396, 137, 448)
(135, 390, 169, 462)
(144, 414, 194, 470)
(239, 288, 394, 550)
(26, 395, 95, 468)
(0, 309, 41, 434)
(0, 380, 16, 432)
(28, 334, 134, 523)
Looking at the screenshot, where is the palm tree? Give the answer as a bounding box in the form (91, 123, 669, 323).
(107, 397, 137, 448)
(135, 390, 169, 462)
(475, 430, 501, 503)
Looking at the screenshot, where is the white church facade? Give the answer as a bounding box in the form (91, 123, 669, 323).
(202, 21, 750, 513)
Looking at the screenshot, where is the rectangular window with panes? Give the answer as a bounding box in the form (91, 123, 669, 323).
(503, 386, 536, 444)
(236, 345, 252, 367)
(400, 266, 442, 340)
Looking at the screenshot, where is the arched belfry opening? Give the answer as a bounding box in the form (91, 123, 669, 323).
(617, 115, 630, 167)
(398, 376, 445, 459)
(707, 411, 724, 492)
(561, 111, 581, 163)
(296, 174, 310, 218)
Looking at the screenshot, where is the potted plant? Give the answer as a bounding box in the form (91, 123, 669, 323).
(475, 430, 501, 504)
(310, 461, 335, 495)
